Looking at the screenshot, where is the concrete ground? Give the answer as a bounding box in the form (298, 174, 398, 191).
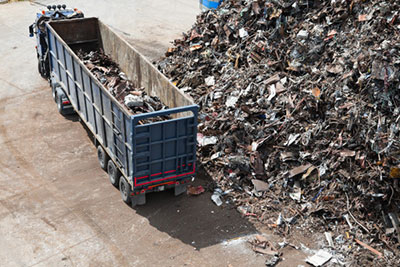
(0, 1, 310, 266)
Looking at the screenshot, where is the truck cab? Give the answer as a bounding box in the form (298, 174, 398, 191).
(29, 4, 83, 79)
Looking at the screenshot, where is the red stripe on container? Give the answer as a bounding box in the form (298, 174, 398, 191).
(134, 164, 195, 186)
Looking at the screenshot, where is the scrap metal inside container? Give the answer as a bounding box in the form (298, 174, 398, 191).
(78, 49, 170, 123)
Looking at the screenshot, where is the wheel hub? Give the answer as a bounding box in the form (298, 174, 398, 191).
(108, 165, 115, 182)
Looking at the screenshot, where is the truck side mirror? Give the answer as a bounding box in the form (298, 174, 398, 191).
(29, 24, 34, 37)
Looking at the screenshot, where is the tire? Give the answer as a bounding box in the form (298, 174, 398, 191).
(38, 60, 48, 79)
(51, 84, 57, 102)
(97, 146, 109, 171)
(38, 61, 42, 75)
(56, 93, 65, 115)
(107, 160, 120, 188)
(119, 176, 131, 204)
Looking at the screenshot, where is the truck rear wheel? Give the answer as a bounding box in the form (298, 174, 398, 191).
(56, 93, 67, 115)
(97, 145, 109, 171)
(107, 160, 120, 188)
(131, 194, 146, 207)
(119, 176, 131, 204)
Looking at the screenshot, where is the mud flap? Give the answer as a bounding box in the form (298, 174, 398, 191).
(131, 194, 146, 207)
(174, 184, 186, 196)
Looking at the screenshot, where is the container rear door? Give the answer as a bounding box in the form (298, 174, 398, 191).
(133, 117, 196, 189)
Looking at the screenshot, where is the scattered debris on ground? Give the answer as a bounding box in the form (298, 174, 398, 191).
(187, 185, 205, 196)
(250, 235, 281, 266)
(157, 0, 400, 264)
(78, 50, 169, 122)
(306, 249, 333, 267)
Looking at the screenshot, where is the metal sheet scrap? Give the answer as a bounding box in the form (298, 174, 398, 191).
(78, 50, 170, 123)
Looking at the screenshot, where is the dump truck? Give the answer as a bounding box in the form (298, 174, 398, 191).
(29, 6, 198, 206)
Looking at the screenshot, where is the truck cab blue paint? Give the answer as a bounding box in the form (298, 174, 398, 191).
(29, 6, 83, 79)
(31, 8, 75, 54)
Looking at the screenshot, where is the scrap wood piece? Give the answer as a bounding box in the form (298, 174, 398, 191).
(255, 234, 268, 243)
(289, 163, 313, 178)
(264, 74, 280, 85)
(354, 239, 383, 258)
(254, 246, 279, 256)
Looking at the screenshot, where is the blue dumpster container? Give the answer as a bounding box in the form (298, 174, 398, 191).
(42, 18, 198, 205)
(200, 0, 223, 11)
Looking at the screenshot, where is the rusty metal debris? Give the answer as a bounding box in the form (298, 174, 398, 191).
(157, 0, 400, 264)
(250, 235, 280, 266)
(187, 185, 205, 196)
(251, 235, 279, 256)
(78, 50, 169, 122)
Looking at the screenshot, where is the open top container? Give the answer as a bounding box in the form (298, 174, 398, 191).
(47, 18, 198, 192)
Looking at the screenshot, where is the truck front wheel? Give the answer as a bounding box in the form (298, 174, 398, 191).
(119, 176, 131, 204)
(38, 61, 42, 75)
(51, 83, 58, 102)
(38, 60, 48, 79)
(107, 160, 120, 188)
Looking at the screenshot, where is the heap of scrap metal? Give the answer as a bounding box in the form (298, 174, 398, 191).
(158, 0, 400, 264)
(78, 50, 169, 122)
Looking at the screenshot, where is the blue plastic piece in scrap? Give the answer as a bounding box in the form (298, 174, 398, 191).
(200, 0, 222, 9)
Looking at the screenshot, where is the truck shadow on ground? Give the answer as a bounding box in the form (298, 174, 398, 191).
(78, 120, 257, 249)
(133, 166, 257, 250)
(63, 113, 80, 122)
